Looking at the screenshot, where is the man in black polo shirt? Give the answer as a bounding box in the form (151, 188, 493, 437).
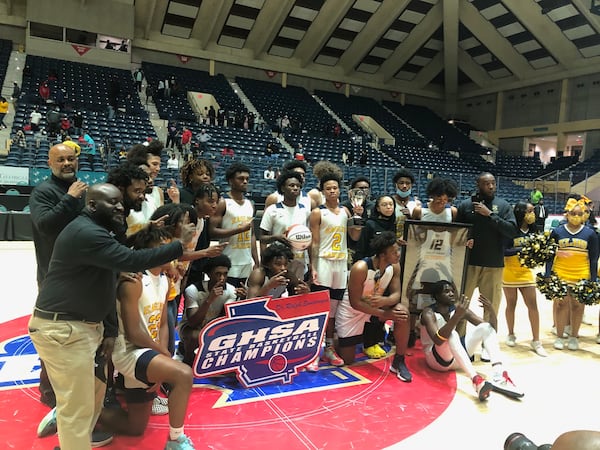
(28, 183, 195, 450)
(29, 143, 87, 408)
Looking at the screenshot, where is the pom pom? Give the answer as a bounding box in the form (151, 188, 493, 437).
(535, 272, 568, 301)
(518, 232, 558, 269)
(571, 279, 600, 305)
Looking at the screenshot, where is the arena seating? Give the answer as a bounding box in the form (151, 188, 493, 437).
(142, 62, 245, 121)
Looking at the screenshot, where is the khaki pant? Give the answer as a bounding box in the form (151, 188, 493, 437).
(29, 316, 105, 450)
(456, 265, 504, 335)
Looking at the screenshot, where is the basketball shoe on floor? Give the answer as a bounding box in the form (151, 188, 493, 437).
(389, 354, 412, 382)
(530, 340, 548, 357)
(305, 357, 319, 372)
(91, 430, 114, 448)
(491, 371, 524, 398)
(165, 434, 196, 450)
(37, 407, 57, 437)
(473, 375, 493, 401)
(323, 346, 344, 366)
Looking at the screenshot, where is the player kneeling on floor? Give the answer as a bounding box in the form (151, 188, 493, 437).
(420, 280, 524, 402)
(336, 231, 413, 382)
(98, 225, 197, 450)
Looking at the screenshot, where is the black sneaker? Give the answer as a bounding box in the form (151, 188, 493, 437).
(91, 430, 114, 448)
(389, 355, 412, 382)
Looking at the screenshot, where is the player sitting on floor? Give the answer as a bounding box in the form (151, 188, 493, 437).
(179, 255, 238, 366)
(336, 231, 412, 382)
(246, 242, 310, 299)
(420, 280, 524, 401)
(98, 224, 196, 449)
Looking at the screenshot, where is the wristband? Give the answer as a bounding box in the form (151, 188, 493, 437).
(436, 331, 448, 341)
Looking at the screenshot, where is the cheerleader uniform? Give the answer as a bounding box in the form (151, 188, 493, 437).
(503, 229, 535, 288)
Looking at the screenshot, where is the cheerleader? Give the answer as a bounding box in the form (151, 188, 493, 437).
(546, 198, 599, 350)
(502, 202, 547, 356)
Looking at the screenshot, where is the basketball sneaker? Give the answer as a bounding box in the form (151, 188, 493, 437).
(473, 375, 493, 401)
(37, 407, 57, 437)
(389, 354, 412, 382)
(165, 434, 196, 450)
(491, 371, 524, 398)
(323, 346, 344, 366)
(530, 341, 548, 357)
(505, 334, 516, 347)
(305, 357, 319, 372)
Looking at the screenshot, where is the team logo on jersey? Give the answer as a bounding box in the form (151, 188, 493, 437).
(194, 291, 330, 388)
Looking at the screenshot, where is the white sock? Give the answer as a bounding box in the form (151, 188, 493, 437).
(169, 426, 184, 441)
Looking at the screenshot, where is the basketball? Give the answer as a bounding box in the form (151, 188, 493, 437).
(286, 224, 312, 251)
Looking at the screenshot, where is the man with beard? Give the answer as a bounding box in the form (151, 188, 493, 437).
(30, 143, 87, 409)
(456, 173, 517, 351)
(29, 183, 196, 450)
(106, 163, 149, 239)
(209, 163, 258, 296)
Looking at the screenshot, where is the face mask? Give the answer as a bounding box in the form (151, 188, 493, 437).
(524, 212, 536, 225)
(396, 188, 411, 198)
(567, 216, 583, 227)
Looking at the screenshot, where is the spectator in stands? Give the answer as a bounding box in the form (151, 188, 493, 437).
(39, 81, 50, 103)
(530, 186, 543, 205)
(217, 109, 225, 127)
(165, 120, 179, 149)
(11, 81, 20, 103)
(0, 96, 8, 129)
(208, 105, 216, 126)
(221, 146, 234, 158)
(333, 122, 341, 138)
(359, 148, 368, 166)
(534, 198, 548, 229)
(200, 107, 209, 125)
(265, 142, 274, 159)
(133, 68, 143, 92)
(60, 116, 72, 135)
(503, 201, 547, 357)
(13, 127, 26, 148)
(456, 173, 517, 350)
(29, 107, 41, 132)
(197, 129, 211, 155)
(145, 82, 154, 105)
(46, 107, 61, 138)
(108, 77, 120, 111)
(263, 166, 275, 180)
(167, 153, 179, 170)
(179, 159, 214, 204)
(72, 111, 84, 136)
(180, 126, 192, 158)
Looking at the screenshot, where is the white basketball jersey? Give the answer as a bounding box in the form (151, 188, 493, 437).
(221, 195, 255, 274)
(318, 205, 348, 260)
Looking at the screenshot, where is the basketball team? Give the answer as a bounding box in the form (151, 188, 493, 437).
(30, 142, 598, 449)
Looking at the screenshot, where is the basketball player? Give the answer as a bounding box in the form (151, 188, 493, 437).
(246, 242, 310, 299)
(99, 224, 197, 449)
(260, 170, 311, 279)
(309, 173, 361, 367)
(264, 160, 314, 210)
(209, 163, 258, 296)
(420, 280, 523, 401)
(336, 232, 412, 382)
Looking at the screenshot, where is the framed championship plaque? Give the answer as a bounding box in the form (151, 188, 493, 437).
(400, 220, 471, 314)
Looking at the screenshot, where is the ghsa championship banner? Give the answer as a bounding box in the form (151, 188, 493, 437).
(193, 291, 330, 388)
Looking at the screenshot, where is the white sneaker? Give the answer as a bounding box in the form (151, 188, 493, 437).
(530, 340, 548, 357)
(305, 358, 319, 372)
(553, 338, 564, 350)
(505, 334, 516, 347)
(151, 396, 168, 415)
(491, 371, 524, 398)
(480, 347, 490, 362)
(567, 337, 579, 351)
